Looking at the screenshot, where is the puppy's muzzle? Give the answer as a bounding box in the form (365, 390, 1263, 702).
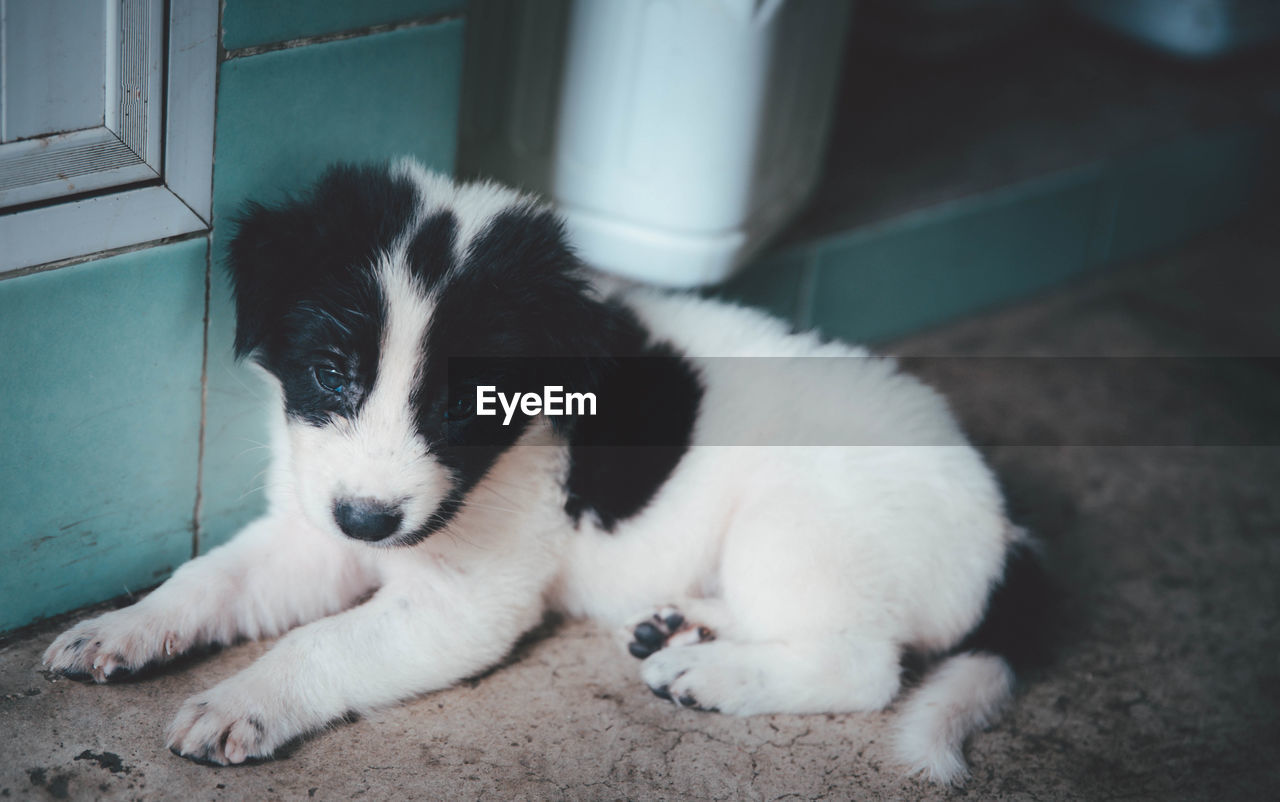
(333, 498, 404, 542)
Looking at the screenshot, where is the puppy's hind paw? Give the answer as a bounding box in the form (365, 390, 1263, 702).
(628, 606, 715, 660)
(640, 643, 755, 715)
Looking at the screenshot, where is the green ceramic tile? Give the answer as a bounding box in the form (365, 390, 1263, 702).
(0, 238, 206, 632)
(716, 245, 812, 327)
(809, 171, 1104, 344)
(1104, 126, 1269, 265)
(222, 0, 464, 51)
(202, 21, 464, 550)
(213, 21, 462, 215)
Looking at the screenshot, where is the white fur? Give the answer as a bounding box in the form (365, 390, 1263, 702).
(894, 653, 1015, 784)
(44, 167, 1019, 780)
(288, 260, 452, 544)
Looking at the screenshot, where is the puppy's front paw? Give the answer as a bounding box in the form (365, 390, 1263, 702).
(43, 609, 188, 683)
(627, 606, 715, 659)
(166, 684, 284, 766)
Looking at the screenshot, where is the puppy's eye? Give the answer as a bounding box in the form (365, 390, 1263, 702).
(445, 392, 475, 421)
(314, 367, 348, 394)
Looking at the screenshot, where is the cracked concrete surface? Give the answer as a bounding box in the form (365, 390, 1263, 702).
(2, 209, 1279, 800)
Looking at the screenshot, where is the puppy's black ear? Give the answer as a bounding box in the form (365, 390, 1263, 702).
(461, 206, 631, 356)
(225, 163, 420, 361)
(226, 200, 301, 361)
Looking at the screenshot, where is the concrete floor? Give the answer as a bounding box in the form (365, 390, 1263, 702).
(2, 209, 1279, 800)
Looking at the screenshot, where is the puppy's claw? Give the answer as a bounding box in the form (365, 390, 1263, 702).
(167, 685, 282, 766)
(44, 609, 187, 682)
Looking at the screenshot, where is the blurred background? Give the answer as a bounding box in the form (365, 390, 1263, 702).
(2, 2, 1279, 797)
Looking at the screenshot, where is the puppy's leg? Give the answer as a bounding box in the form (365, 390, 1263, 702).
(166, 574, 543, 764)
(640, 637, 901, 715)
(635, 490, 907, 715)
(43, 515, 375, 682)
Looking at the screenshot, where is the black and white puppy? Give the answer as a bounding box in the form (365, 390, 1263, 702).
(45, 159, 1039, 783)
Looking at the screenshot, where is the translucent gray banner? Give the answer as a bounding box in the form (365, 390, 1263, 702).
(446, 356, 1280, 447)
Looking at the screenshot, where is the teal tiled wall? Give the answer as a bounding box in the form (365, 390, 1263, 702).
(723, 124, 1274, 343)
(0, 3, 466, 632)
(222, 0, 464, 50)
(809, 170, 1104, 344)
(0, 241, 207, 632)
(1103, 128, 1269, 265)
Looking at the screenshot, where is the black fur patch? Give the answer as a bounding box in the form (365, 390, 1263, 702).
(226, 163, 417, 424)
(563, 333, 703, 532)
(958, 539, 1059, 672)
(404, 207, 626, 542)
(406, 210, 458, 287)
(270, 284, 385, 425)
(415, 207, 701, 537)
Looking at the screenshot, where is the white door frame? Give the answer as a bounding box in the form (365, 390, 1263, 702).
(0, 0, 217, 275)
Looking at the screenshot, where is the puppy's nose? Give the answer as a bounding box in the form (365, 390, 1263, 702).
(333, 498, 403, 541)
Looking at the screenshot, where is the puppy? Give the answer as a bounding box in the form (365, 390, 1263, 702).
(44, 159, 1040, 783)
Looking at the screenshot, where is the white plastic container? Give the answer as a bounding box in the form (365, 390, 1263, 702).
(459, 0, 852, 287)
